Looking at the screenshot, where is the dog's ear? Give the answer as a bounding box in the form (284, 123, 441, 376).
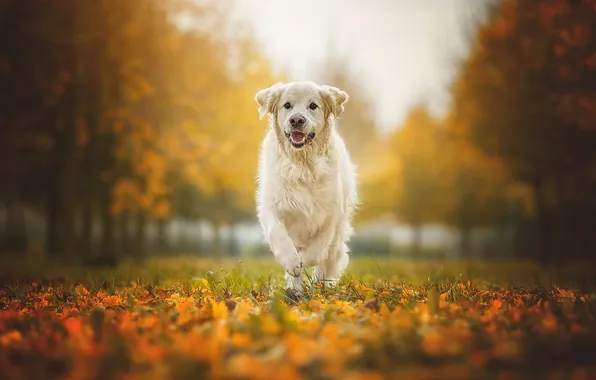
(255, 82, 285, 120)
(320, 85, 349, 118)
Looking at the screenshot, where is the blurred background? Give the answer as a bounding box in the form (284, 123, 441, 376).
(1, 0, 595, 266)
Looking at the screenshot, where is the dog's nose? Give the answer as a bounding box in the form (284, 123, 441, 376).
(289, 115, 306, 128)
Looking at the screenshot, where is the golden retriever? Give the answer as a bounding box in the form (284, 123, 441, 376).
(254, 81, 358, 292)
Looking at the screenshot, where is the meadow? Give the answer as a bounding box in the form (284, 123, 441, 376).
(1, 256, 595, 379)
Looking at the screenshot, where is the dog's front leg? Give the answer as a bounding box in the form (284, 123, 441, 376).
(301, 216, 336, 268)
(259, 208, 302, 278)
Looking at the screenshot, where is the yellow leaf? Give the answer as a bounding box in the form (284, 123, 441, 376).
(211, 299, 229, 320)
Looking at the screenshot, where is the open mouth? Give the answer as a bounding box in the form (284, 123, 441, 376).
(285, 131, 315, 148)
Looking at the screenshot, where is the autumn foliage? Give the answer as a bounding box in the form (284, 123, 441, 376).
(1, 258, 596, 379)
(0, 0, 286, 259)
(450, 0, 596, 264)
(362, 0, 596, 262)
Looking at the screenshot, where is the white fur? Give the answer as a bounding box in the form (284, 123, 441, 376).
(254, 81, 358, 291)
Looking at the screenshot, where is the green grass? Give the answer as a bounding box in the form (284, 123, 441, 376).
(1, 255, 594, 290)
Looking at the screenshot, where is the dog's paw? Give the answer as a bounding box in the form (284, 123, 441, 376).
(285, 288, 301, 303)
(279, 253, 303, 277)
(321, 278, 339, 287)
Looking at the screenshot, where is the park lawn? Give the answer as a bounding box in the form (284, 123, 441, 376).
(1, 256, 596, 379)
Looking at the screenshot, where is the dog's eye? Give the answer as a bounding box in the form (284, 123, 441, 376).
(283, 102, 292, 109)
(309, 102, 318, 110)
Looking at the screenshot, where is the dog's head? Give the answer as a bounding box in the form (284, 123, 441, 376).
(255, 81, 349, 150)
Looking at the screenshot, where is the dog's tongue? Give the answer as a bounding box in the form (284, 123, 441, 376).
(290, 131, 305, 142)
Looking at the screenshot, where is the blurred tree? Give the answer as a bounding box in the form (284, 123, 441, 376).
(159, 33, 286, 255)
(455, 0, 596, 264)
(0, 0, 86, 256)
(0, 0, 285, 261)
(387, 105, 450, 255)
(355, 139, 399, 225)
(440, 110, 532, 258)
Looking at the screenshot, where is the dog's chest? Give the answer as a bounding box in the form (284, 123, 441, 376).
(274, 157, 336, 237)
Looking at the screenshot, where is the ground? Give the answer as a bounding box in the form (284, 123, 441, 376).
(1, 256, 595, 380)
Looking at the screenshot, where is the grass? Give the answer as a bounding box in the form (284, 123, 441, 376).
(1, 256, 596, 379)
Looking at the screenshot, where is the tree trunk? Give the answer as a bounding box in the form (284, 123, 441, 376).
(133, 210, 147, 261)
(99, 184, 116, 264)
(460, 226, 472, 259)
(456, 188, 473, 259)
(532, 180, 553, 267)
(80, 199, 93, 258)
(156, 218, 169, 254)
(55, 133, 76, 258)
(55, 48, 89, 258)
(46, 177, 60, 256)
(228, 224, 239, 257)
(212, 222, 223, 256)
(81, 121, 99, 257)
(118, 211, 132, 255)
(411, 223, 422, 256)
(80, 27, 104, 260)
(3, 191, 28, 253)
